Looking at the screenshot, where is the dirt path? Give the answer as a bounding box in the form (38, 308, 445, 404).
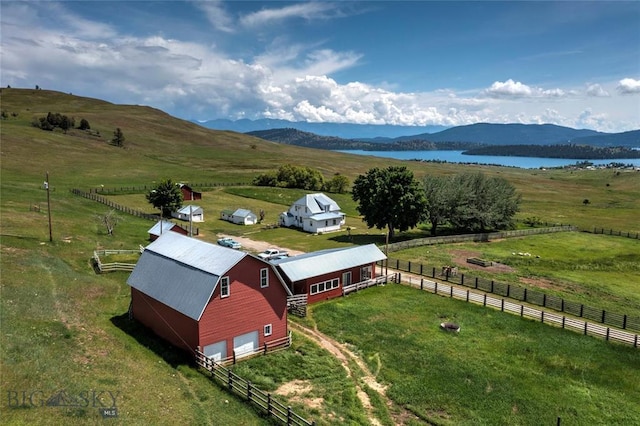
(289, 321, 416, 426)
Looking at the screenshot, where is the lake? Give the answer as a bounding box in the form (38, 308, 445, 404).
(335, 150, 640, 169)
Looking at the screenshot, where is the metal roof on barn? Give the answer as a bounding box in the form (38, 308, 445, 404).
(127, 232, 246, 320)
(147, 220, 176, 236)
(273, 244, 386, 282)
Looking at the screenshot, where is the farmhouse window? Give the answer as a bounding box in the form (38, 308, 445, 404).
(220, 276, 230, 298)
(342, 271, 352, 286)
(264, 324, 272, 337)
(260, 268, 269, 288)
(310, 278, 339, 295)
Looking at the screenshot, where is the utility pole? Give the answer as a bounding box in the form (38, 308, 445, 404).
(45, 171, 52, 242)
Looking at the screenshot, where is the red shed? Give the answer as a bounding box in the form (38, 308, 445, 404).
(147, 220, 189, 241)
(273, 244, 386, 305)
(127, 232, 291, 362)
(179, 184, 202, 201)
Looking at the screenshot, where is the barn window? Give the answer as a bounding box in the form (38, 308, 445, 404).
(220, 276, 230, 298)
(310, 278, 339, 295)
(361, 266, 372, 280)
(260, 268, 269, 288)
(264, 324, 272, 337)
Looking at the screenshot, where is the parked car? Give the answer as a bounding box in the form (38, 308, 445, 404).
(217, 237, 242, 249)
(258, 248, 289, 260)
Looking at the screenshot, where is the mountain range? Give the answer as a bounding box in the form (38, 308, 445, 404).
(199, 119, 640, 148)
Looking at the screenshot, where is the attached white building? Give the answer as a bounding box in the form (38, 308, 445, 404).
(279, 193, 345, 234)
(171, 205, 204, 222)
(221, 208, 258, 225)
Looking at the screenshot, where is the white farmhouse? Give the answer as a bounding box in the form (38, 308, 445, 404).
(279, 193, 345, 234)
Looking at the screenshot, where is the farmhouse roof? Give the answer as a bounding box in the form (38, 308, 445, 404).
(297, 193, 340, 213)
(127, 232, 245, 320)
(273, 244, 386, 282)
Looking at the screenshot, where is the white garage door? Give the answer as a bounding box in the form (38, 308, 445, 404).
(203, 340, 227, 362)
(233, 331, 259, 358)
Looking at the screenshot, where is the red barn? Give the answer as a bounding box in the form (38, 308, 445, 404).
(127, 232, 291, 362)
(179, 184, 202, 201)
(273, 244, 387, 305)
(147, 220, 189, 241)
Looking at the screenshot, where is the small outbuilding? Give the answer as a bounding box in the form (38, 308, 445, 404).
(273, 244, 386, 305)
(179, 184, 202, 201)
(172, 205, 204, 222)
(221, 208, 258, 225)
(147, 220, 188, 241)
(127, 232, 292, 362)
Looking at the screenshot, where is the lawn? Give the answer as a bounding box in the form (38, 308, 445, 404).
(308, 285, 640, 425)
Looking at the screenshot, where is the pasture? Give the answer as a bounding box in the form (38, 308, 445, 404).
(2, 89, 639, 424)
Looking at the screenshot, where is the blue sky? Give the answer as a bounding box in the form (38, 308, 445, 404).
(1, 1, 639, 132)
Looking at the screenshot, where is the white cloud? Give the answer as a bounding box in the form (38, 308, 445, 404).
(617, 78, 640, 95)
(195, 1, 235, 33)
(483, 79, 533, 98)
(239, 2, 340, 27)
(586, 84, 610, 97)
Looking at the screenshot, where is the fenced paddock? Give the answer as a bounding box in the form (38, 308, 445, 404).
(402, 277, 639, 348)
(92, 249, 139, 273)
(384, 258, 640, 333)
(195, 342, 314, 426)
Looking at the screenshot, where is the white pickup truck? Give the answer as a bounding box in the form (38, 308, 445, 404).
(257, 248, 289, 260)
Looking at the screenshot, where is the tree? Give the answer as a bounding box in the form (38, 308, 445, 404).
(96, 209, 122, 236)
(78, 118, 91, 130)
(352, 166, 427, 239)
(447, 172, 520, 232)
(325, 173, 350, 194)
(111, 128, 125, 147)
(146, 179, 183, 217)
(422, 175, 452, 236)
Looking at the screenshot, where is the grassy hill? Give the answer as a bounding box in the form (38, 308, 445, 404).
(1, 88, 639, 424)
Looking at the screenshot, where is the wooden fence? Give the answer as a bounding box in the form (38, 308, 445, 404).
(385, 226, 576, 252)
(195, 340, 314, 426)
(591, 227, 640, 240)
(89, 181, 250, 195)
(287, 273, 398, 317)
(342, 273, 398, 295)
(92, 249, 139, 273)
(71, 188, 198, 235)
(383, 258, 640, 333)
(401, 276, 639, 348)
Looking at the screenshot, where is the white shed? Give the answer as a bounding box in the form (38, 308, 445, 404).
(172, 205, 204, 222)
(221, 208, 258, 225)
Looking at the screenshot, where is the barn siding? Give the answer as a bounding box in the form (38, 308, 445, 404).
(131, 288, 199, 353)
(297, 261, 377, 305)
(198, 257, 288, 358)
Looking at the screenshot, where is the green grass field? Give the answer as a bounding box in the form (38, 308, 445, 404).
(308, 285, 640, 425)
(2, 88, 639, 425)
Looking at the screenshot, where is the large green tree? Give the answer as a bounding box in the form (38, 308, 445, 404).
(352, 166, 427, 239)
(447, 172, 520, 232)
(146, 179, 183, 217)
(422, 174, 453, 236)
